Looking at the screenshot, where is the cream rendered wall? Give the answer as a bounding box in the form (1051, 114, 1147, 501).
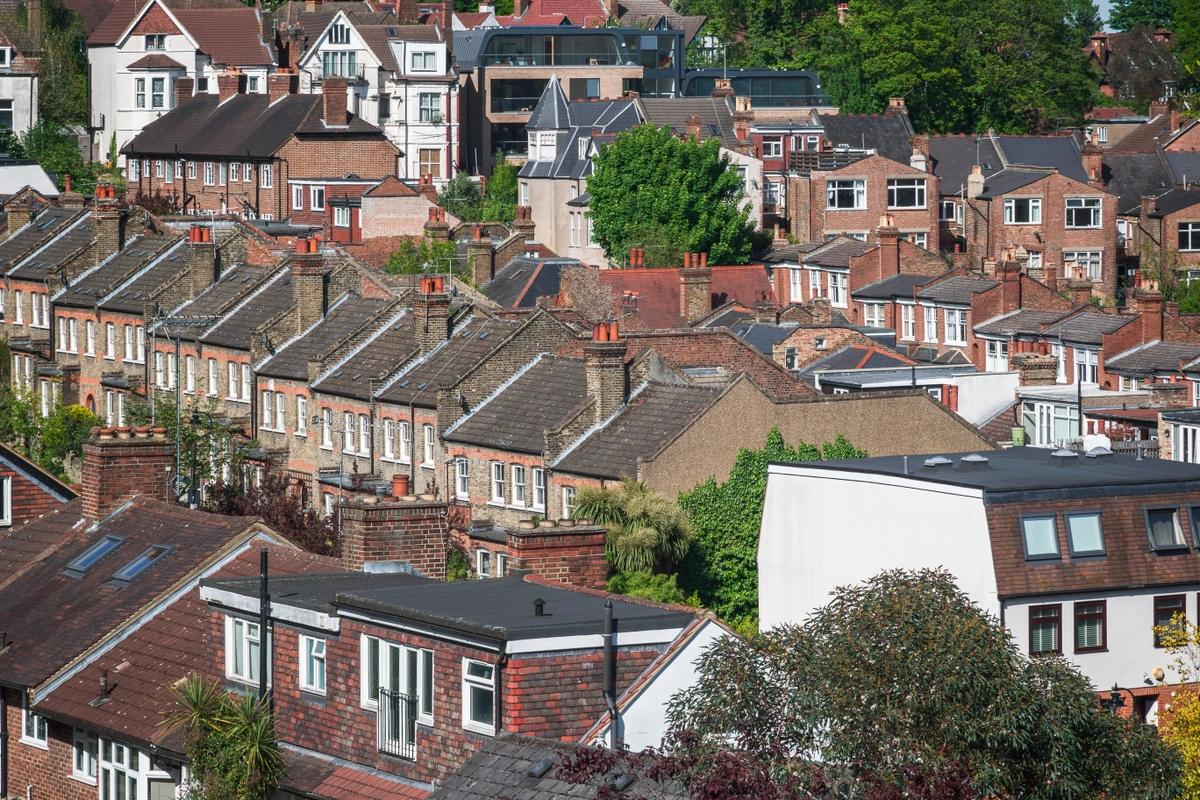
(0, 72, 37, 136)
(758, 464, 996, 630)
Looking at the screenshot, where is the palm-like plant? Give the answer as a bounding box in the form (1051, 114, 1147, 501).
(575, 478, 692, 574)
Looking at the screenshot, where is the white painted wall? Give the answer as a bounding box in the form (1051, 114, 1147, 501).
(953, 371, 1020, 426)
(1005, 587, 1200, 691)
(758, 464, 997, 630)
(591, 619, 730, 751)
(0, 72, 37, 136)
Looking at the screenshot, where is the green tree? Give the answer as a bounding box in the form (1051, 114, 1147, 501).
(606, 570, 696, 605)
(1109, 0, 1174, 30)
(168, 674, 286, 800)
(385, 238, 459, 276)
(481, 155, 517, 223)
(126, 395, 245, 492)
(0, 127, 24, 158)
(22, 120, 92, 192)
(1176, 0, 1200, 92)
(677, 430, 866, 625)
(40, 404, 100, 476)
(436, 172, 482, 221)
(575, 477, 692, 574)
(587, 125, 756, 265)
(666, 569, 1182, 799)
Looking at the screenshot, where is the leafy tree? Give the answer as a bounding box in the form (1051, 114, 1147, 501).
(436, 172, 482, 221)
(0, 0, 88, 126)
(677, 429, 865, 625)
(606, 570, 697, 605)
(167, 673, 286, 800)
(385, 238, 459, 276)
(1103, 25, 1180, 107)
(126, 395, 246, 494)
(1176, 0, 1200, 92)
(0, 127, 24, 158)
(21, 120, 92, 192)
(446, 547, 470, 581)
(575, 477, 693, 574)
(1108, 0, 1173, 30)
(481, 156, 517, 223)
(207, 467, 339, 556)
(1155, 611, 1200, 798)
(665, 569, 1182, 800)
(40, 404, 100, 476)
(1066, 0, 1103, 43)
(587, 125, 756, 265)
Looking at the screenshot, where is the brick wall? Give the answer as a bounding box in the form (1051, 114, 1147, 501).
(805, 155, 940, 250)
(80, 429, 175, 520)
(2, 687, 95, 800)
(340, 497, 449, 577)
(5, 465, 68, 524)
(507, 524, 608, 589)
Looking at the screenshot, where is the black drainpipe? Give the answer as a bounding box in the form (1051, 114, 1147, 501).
(1, 685, 9, 797)
(602, 600, 621, 749)
(258, 548, 272, 710)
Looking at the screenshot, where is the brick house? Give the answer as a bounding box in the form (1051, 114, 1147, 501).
(122, 72, 399, 220)
(0, 441, 75, 526)
(595, 257, 776, 328)
(760, 446, 1200, 723)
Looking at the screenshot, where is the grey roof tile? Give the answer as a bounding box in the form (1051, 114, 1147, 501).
(378, 316, 519, 407)
(258, 294, 387, 380)
(56, 235, 182, 308)
(1103, 152, 1173, 215)
(928, 135, 1003, 195)
(8, 214, 95, 281)
(312, 311, 416, 399)
(995, 135, 1088, 182)
(916, 274, 997, 304)
(817, 112, 913, 162)
(200, 269, 294, 350)
(852, 273, 936, 300)
(1106, 340, 1200, 374)
(1, 207, 85, 275)
(973, 308, 1069, 336)
(1042, 310, 1133, 345)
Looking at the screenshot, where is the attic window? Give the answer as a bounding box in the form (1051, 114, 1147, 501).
(63, 536, 124, 578)
(1146, 507, 1187, 551)
(109, 545, 171, 585)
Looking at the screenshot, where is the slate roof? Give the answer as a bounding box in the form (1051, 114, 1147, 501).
(616, 0, 705, 41)
(444, 355, 587, 453)
(525, 77, 570, 131)
(35, 545, 338, 752)
(1150, 188, 1200, 217)
(995, 135, 1088, 182)
(802, 345, 916, 376)
(553, 382, 722, 479)
(55, 235, 182, 308)
(1105, 341, 1200, 375)
(817, 112, 914, 163)
(1042, 310, 1133, 346)
(257, 294, 387, 380)
(200, 268, 293, 350)
(1108, 112, 1175, 154)
(0, 208, 86, 275)
(0, 496, 256, 689)
(429, 734, 688, 800)
(800, 236, 874, 268)
(599, 265, 775, 329)
(977, 168, 1056, 199)
(916, 274, 998, 305)
(483, 256, 579, 308)
(1102, 152, 1173, 215)
(313, 311, 416, 400)
(728, 321, 797, 355)
(164, 261, 278, 321)
(124, 94, 383, 159)
(852, 272, 937, 300)
(760, 241, 825, 264)
(377, 317, 521, 407)
(639, 96, 740, 150)
(973, 308, 1069, 337)
(520, 86, 639, 180)
(928, 135, 1003, 195)
(1164, 152, 1200, 187)
(101, 238, 191, 314)
(8, 214, 95, 281)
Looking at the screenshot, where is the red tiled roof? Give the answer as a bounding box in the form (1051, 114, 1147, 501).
(1087, 106, 1138, 121)
(87, 0, 249, 45)
(173, 7, 273, 65)
(453, 11, 493, 27)
(598, 264, 775, 329)
(35, 545, 341, 751)
(511, 0, 605, 26)
(282, 748, 431, 800)
(342, 235, 419, 269)
(364, 175, 419, 197)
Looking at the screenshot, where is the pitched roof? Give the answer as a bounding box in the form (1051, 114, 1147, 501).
(87, 0, 249, 46)
(1150, 187, 1200, 217)
(1105, 340, 1200, 375)
(364, 175, 419, 197)
(126, 53, 189, 69)
(257, 294, 388, 380)
(973, 308, 1070, 337)
(553, 382, 722, 479)
(444, 355, 587, 452)
(817, 112, 913, 162)
(1103, 152, 1173, 215)
(0, 496, 257, 689)
(1108, 112, 1175, 154)
(282, 747, 431, 800)
(727, 320, 798, 355)
(916, 274, 998, 305)
(995, 135, 1088, 182)
(35, 545, 339, 751)
(801, 344, 917, 376)
(852, 273, 937, 300)
(313, 311, 416, 399)
(928, 135, 1003, 195)
(1042, 309, 1133, 345)
(8, 214, 96, 281)
(520, 96, 639, 180)
(1163, 152, 1200, 187)
(800, 236, 873, 268)
(977, 168, 1056, 199)
(164, 261, 278, 321)
(0, 207, 86, 275)
(124, 94, 384, 159)
(598, 264, 774, 329)
(526, 77, 570, 131)
(638, 96, 741, 150)
(54, 234, 182, 309)
(100, 238, 192, 313)
(483, 256, 580, 308)
(199, 268, 294, 350)
(510, 0, 606, 26)
(616, 0, 704, 40)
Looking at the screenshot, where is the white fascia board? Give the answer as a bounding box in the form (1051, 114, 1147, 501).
(199, 586, 340, 632)
(505, 627, 683, 655)
(767, 462, 985, 500)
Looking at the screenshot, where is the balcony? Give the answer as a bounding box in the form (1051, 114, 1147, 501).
(377, 687, 417, 761)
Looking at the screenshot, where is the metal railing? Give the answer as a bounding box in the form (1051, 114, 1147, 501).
(1109, 440, 1160, 459)
(378, 687, 417, 760)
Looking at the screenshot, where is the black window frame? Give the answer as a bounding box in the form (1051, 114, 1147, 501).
(1178, 222, 1200, 252)
(886, 178, 926, 210)
(1029, 603, 1062, 656)
(1153, 594, 1186, 648)
(1064, 510, 1106, 558)
(1189, 506, 1200, 548)
(1019, 512, 1060, 561)
(1144, 506, 1188, 552)
(1073, 599, 1106, 653)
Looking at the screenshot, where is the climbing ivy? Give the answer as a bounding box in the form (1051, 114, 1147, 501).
(677, 429, 866, 627)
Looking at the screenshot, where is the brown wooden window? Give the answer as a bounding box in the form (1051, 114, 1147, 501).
(1074, 600, 1105, 653)
(1029, 604, 1061, 655)
(1154, 594, 1186, 647)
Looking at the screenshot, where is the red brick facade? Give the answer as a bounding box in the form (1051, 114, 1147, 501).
(803, 155, 941, 250)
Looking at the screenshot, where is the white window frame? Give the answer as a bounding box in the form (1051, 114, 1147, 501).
(1074, 347, 1099, 384)
(310, 186, 325, 211)
(863, 303, 884, 328)
(334, 205, 351, 227)
(21, 694, 48, 748)
(85, 320, 95, 356)
(461, 658, 496, 735)
(762, 137, 783, 158)
(828, 272, 848, 308)
(359, 635, 434, 725)
(103, 324, 115, 358)
(422, 424, 435, 466)
(276, 393, 286, 433)
(826, 178, 866, 210)
(292, 185, 304, 211)
(562, 485, 576, 520)
(72, 728, 98, 783)
(886, 178, 926, 209)
(383, 419, 396, 460)
(261, 163, 273, 188)
(224, 616, 267, 686)
(296, 396, 308, 437)
(1004, 196, 1042, 225)
(900, 303, 915, 341)
(489, 461, 505, 505)
(321, 408, 334, 449)
(511, 464, 526, 507)
(476, 548, 491, 578)
(1065, 196, 1102, 229)
(922, 305, 938, 343)
(943, 308, 967, 346)
(455, 457, 469, 499)
(985, 339, 1009, 372)
(1063, 250, 1103, 281)
(228, 361, 240, 398)
(298, 635, 327, 695)
(398, 421, 411, 463)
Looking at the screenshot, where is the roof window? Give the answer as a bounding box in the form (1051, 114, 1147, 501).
(63, 536, 124, 577)
(109, 545, 171, 585)
(1021, 514, 1059, 561)
(1146, 507, 1187, 552)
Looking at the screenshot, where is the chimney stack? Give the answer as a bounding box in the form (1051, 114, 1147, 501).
(415, 275, 450, 353)
(81, 428, 175, 522)
(175, 77, 194, 108)
(513, 204, 536, 241)
(93, 180, 125, 262)
(340, 496, 449, 576)
(876, 214, 899, 278)
(1067, 276, 1093, 306)
(810, 296, 832, 325)
(836, 0, 848, 24)
(188, 225, 217, 294)
(733, 97, 752, 142)
(268, 69, 296, 103)
(291, 237, 327, 332)
(217, 70, 242, 103)
(710, 77, 734, 98)
(60, 174, 85, 208)
(423, 204, 450, 240)
(1081, 132, 1104, 187)
(322, 76, 349, 125)
(886, 97, 907, 115)
(909, 135, 929, 172)
(27, 0, 42, 53)
(468, 225, 495, 286)
(1044, 263, 1058, 294)
(417, 175, 438, 204)
(685, 113, 701, 139)
(679, 254, 711, 324)
(967, 163, 984, 199)
(998, 258, 1022, 313)
(6, 197, 35, 233)
(394, 0, 420, 23)
(585, 321, 627, 422)
(1136, 284, 1165, 342)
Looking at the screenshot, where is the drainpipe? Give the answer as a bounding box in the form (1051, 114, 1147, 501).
(602, 600, 621, 749)
(1, 686, 9, 798)
(258, 548, 272, 709)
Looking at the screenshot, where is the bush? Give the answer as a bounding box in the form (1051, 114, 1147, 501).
(446, 547, 470, 581)
(40, 404, 100, 476)
(606, 571, 696, 605)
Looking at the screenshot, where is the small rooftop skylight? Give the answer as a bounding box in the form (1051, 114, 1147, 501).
(109, 545, 171, 586)
(63, 535, 123, 578)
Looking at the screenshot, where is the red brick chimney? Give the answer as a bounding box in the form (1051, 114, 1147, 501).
(217, 70, 242, 103)
(340, 496, 449, 577)
(175, 76, 194, 108)
(886, 97, 907, 115)
(268, 69, 296, 104)
(686, 113, 701, 139)
(81, 428, 175, 522)
(998, 258, 1022, 313)
(394, 0, 420, 23)
(680, 254, 711, 323)
(836, 0, 848, 24)
(507, 522, 609, 589)
(1044, 263, 1058, 294)
(188, 224, 217, 294)
(585, 321, 627, 422)
(1081, 132, 1104, 187)
(322, 76, 349, 125)
(417, 175, 438, 204)
(291, 237, 327, 332)
(92, 180, 125, 265)
(876, 214, 899, 278)
(415, 275, 450, 353)
(1136, 285, 1165, 342)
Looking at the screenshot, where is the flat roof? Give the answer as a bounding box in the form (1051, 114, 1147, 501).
(205, 571, 694, 642)
(775, 446, 1200, 495)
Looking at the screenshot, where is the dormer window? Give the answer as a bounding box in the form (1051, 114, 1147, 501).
(578, 136, 590, 159)
(145, 34, 166, 50)
(411, 51, 436, 71)
(329, 22, 351, 44)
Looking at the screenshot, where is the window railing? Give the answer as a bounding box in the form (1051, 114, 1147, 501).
(481, 52, 624, 67)
(377, 687, 417, 760)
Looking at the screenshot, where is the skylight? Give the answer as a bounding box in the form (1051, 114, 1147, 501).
(63, 536, 123, 577)
(109, 545, 171, 585)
